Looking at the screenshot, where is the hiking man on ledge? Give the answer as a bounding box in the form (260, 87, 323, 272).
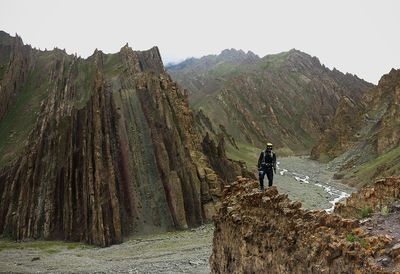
(257, 143, 277, 191)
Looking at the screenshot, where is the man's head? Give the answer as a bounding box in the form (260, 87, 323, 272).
(266, 143, 273, 151)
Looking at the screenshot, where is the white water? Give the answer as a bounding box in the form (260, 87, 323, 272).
(279, 168, 288, 176)
(276, 160, 351, 213)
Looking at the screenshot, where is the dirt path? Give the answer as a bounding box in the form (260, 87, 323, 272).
(0, 156, 354, 273)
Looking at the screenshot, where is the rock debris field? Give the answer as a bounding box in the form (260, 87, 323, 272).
(0, 225, 213, 274)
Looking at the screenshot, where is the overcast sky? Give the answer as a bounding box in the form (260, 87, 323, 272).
(1, 0, 399, 83)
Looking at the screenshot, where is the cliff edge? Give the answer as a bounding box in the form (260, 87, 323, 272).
(210, 177, 400, 273)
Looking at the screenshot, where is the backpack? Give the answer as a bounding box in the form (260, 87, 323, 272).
(261, 150, 275, 168)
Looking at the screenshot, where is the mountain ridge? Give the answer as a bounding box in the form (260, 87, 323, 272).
(0, 31, 246, 246)
(168, 48, 374, 154)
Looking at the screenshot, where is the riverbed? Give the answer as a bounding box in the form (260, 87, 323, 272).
(0, 156, 354, 273)
(275, 156, 354, 211)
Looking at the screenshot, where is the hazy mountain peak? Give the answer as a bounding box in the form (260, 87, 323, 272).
(218, 48, 259, 62)
(219, 48, 245, 57)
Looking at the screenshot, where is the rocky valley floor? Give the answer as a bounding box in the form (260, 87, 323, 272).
(0, 156, 356, 273)
(0, 225, 214, 274)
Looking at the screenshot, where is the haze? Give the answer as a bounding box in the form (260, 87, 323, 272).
(1, 0, 399, 84)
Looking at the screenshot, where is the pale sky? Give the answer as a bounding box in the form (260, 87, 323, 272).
(1, 0, 399, 84)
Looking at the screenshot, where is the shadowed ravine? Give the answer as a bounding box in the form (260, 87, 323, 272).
(0, 156, 353, 273)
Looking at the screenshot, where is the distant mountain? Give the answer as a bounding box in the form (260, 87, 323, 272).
(167, 48, 260, 100)
(168, 49, 374, 154)
(0, 31, 246, 246)
(312, 68, 400, 187)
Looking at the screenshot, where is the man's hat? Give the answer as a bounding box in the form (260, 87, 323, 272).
(266, 143, 273, 148)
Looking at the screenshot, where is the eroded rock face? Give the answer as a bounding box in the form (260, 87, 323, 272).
(310, 95, 366, 162)
(311, 69, 400, 185)
(210, 177, 397, 273)
(0, 32, 243, 246)
(335, 177, 400, 218)
(0, 31, 33, 121)
(201, 133, 255, 184)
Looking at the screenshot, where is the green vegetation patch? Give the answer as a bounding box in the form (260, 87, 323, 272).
(208, 62, 242, 78)
(226, 142, 297, 171)
(260, 51, 290, 70)
(346, 233, 368, 248)
(0, 70, 50, 168)
(0, 240, 92, 253)
(103, 52, 123, 78)
(358, 207, 373, 219)
(226, 142, 262, 170)
(354, 145, 400, 182)
(72, 60, 96, 109)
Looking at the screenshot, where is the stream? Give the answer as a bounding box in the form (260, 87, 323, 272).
(275, 156, 354, 212)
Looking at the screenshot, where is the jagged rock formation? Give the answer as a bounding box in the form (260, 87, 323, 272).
(201, 133, 255, 183)
(168, 49, 373, 154)
(335, 177, 400, 218)
(0, 32, 243, 246)
(167, 49, 260, 99)
(210, 177, 400, 273)
(310, 95, 366, 162)
(311, 69, 400, 186)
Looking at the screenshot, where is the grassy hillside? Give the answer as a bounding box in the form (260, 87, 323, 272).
(0, 57, 51, 167)
(169, 49, 373, 155)
(340, 145, 400, 188)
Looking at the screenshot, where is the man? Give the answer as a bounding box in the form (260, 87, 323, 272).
(257, 143, 277, 191)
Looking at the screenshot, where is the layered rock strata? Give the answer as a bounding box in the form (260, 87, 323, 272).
(0, 32, 32, 121)
(311, 69, 400, 186)
(0, 32, 243, 246)
(210, 177, 399, 273)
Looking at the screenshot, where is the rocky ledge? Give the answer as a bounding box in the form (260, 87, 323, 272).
(210, 177, 400, 273)
(335, 177, 400, 218)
